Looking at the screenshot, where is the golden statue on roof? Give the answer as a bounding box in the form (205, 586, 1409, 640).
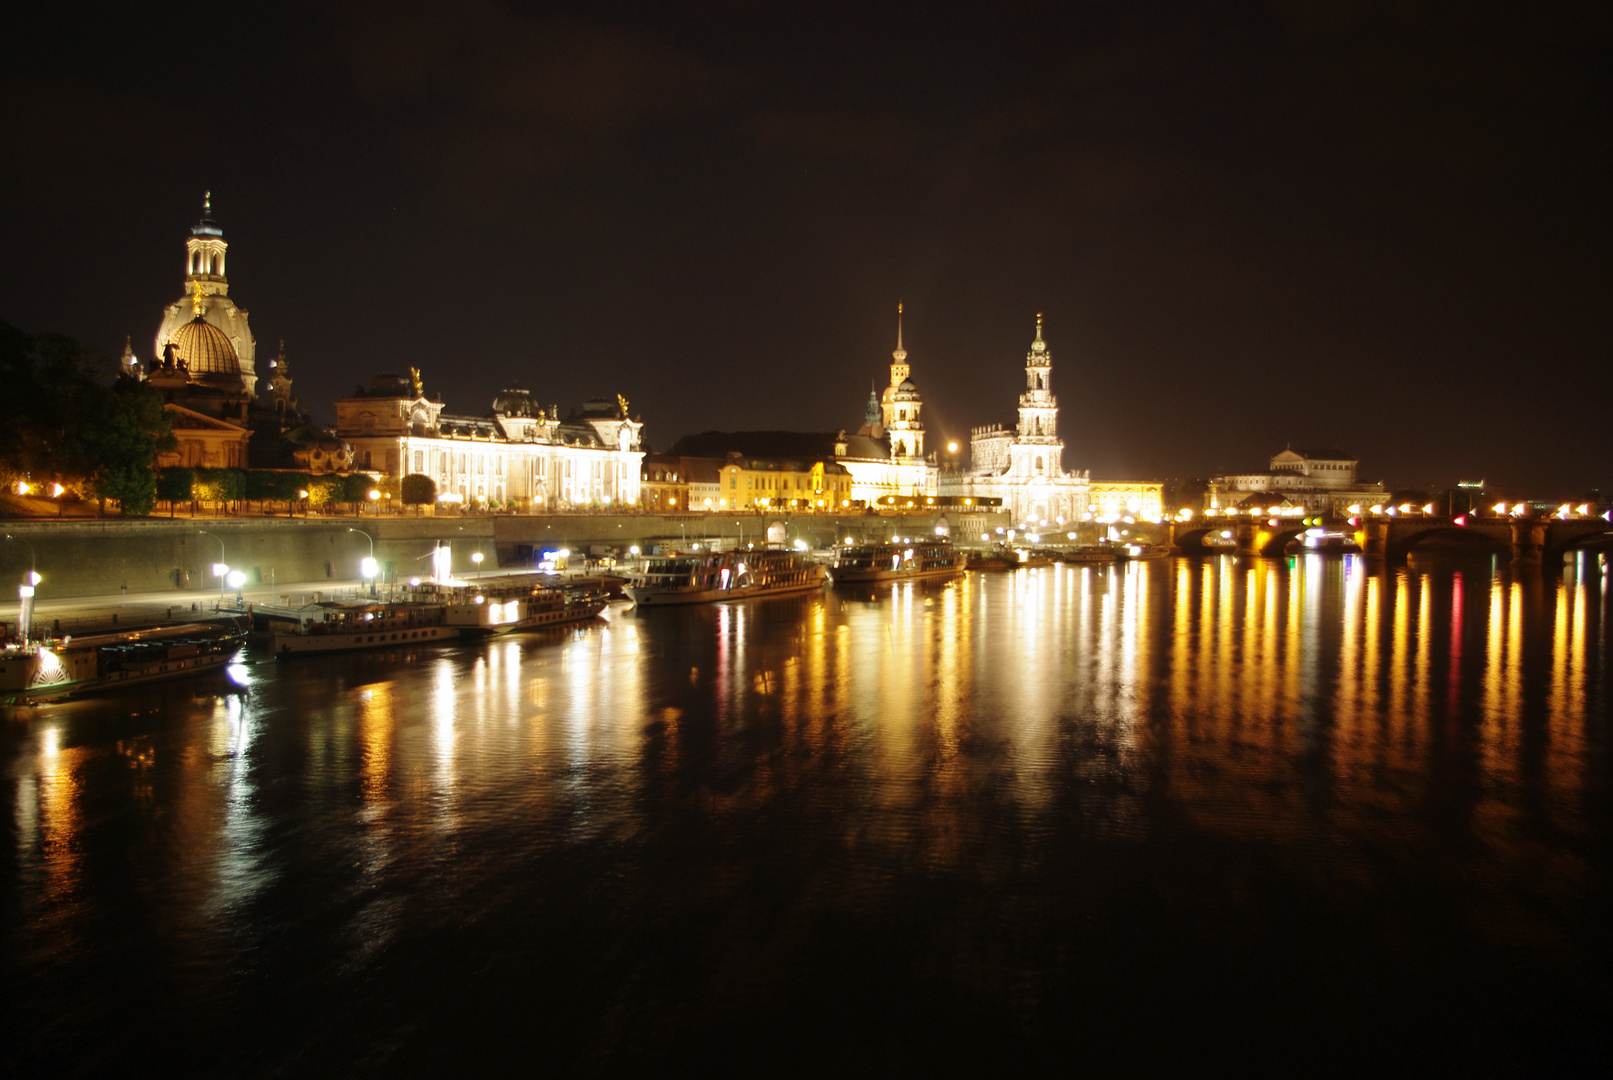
(617, 393, 630, 418)
(410, 366, 425, 397)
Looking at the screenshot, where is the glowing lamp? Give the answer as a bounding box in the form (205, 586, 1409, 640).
(226, 570, 247, 589)
(211, 562, 228, 578)
(50, 483, 64, 498)
(27, 570, 41, 586)
(361, 557, 379, 579)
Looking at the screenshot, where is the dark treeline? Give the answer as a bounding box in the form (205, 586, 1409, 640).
(0, 320, 174, 515)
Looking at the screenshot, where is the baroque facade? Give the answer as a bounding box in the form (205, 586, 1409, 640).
(939, 315, 1092, 526)
(1206, 448, 1386, 516)
(136, 195, 308, 472)
(336, 375, 644, 510)
(831, 304, 935, 503)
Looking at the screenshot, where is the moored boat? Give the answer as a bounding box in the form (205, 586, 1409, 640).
(1063, 545, 1118, 564)
(628, 548, 828, 607)
(1, 618, 248, 704)
(832, 540, 966, 584)
(1114, 543, 1173, 560)
(273, 599, 458, 657)
(442, 575, 609, 636)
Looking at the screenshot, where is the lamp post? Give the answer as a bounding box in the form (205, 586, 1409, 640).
(5, 534, 40, 641)
(349, 527, 377, 596)
(198, 530, 227, 607)
(471, 551, 484, 578)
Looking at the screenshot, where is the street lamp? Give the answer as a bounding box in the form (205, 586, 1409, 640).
(5, 534, 40, 640)
(471, 551, 484, 578)
(349, 527, 376, 596)
(198, 530, 227, 607)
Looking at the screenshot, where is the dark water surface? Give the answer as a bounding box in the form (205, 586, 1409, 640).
(5, 555, 1611, 1076)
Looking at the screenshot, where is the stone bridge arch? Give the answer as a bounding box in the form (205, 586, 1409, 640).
(1400, 526, 1510, 560)
(1545, 525, 1613, 564)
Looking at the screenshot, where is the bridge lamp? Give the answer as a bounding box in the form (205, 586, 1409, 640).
(1348, 505, 1362, 515)
(1386, 507, 1398, 517)
(1603, 511, 1612, 523)
(1454, 515, 1468, 526)
(1421, 503, 1436, 515)
(1493, 502, 1508, 514)
(50, 483, 64, 498)
(1268, 518, 1279, 527)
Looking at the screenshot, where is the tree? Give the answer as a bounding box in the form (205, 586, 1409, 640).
(245, 470, 278, 512)
(78, 376, 175, 517)
(308, 475, 342, 512)
(340, 473, 374, 510)
(267, 470, 308, 515)
(195, 467, 247, 514)
(156, 467, 195, 517)
(401, 473, 437, 515)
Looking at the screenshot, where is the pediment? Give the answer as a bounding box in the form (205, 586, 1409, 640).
(164, 403, 248, 433)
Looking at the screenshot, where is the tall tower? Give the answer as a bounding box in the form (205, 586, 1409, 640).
(154, 193, 258, 394)
(267, 339, 297, 415)
(186, 191, 229, 295)
(880, 302, 924, 459)
(1011, 314, 1061, 475)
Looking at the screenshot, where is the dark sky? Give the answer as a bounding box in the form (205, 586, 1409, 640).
(2, 0, 1607, 494)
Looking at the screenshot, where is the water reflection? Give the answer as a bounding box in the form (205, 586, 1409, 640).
(2, 554, 1608, 1073)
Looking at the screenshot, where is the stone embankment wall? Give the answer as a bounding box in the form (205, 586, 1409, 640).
(0, 517, 494, 599)
(2, 509, 1009, 599)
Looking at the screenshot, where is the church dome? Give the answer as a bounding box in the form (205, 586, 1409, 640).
(893, 377, 920, 400)
(492, 386, 537, 416)
(166, 316, 241, 378)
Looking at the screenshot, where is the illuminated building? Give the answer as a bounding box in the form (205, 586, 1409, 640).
(1206, 448, 1385, 516)
(336, 376, 644, 510)
(153, 192, 259, 396)
(939, 314, 1091, 525)
(830, 303, 936, 503)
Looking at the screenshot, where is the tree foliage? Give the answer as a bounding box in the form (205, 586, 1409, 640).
(401, 473, 437, 509)
(156, 467, 195, 517)
(0, 322, 176, 515)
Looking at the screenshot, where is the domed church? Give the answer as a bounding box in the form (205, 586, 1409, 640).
(154, 192, 258, 394)
(135, 195, 300, 469)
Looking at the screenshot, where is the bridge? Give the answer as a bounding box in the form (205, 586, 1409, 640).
(1166, 515, 1613, 562)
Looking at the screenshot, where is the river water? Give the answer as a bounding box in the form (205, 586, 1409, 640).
(3, 554, 1609, 1076)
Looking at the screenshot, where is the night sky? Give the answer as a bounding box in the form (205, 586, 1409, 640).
(3, 1, 1607, 494)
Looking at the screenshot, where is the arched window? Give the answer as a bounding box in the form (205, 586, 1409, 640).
(1035, 456, 1044, 474)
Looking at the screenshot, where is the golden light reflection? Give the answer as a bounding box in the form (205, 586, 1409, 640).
(358, 682, 394, 805)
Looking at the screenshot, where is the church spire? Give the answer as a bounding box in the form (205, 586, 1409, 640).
(894, 301, 905, 363)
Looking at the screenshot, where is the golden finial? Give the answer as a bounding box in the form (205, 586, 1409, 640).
(191, 279, 206, 316)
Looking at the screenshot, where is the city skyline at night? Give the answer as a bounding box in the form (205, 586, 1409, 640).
(2, 2, 1606, 495)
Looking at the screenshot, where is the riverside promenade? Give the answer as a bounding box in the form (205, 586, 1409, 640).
(1, 568, 545, 641)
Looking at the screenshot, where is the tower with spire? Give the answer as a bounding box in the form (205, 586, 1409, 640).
(267, 339, 297, 415)
(1006, 313, 1062, 479)
(879, 302, 924, 460)
(153, 192, 258, 395)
